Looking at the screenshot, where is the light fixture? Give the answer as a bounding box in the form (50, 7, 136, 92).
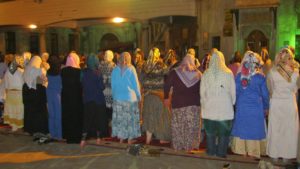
(28, 24, 37, 29)
(112, 17, 124, 23)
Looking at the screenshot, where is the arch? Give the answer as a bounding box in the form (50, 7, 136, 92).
(245, 30, 269, 53)
(100, 33, 119, 50)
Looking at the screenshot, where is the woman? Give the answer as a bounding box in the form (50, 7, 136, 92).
(199, 53, 211, 73)
(164, 49, 179, 72)
(98, 50, 116, 120)
(231, 51, 269, 158)
(111, 52, 141, 144)
(164, 54, 201, 151)
(200, 50, 236, 158)
(261, 47, 272, 76)
(132, 48, 145, 78)
(23, 55, 49, 141)
(61, 52, 83, 144)
(228, 51, 242, 77)
(267, 47, 299, 163)
(46, 55, 62, 140)
(141, 47, 171, 144)
(3, 55, 24, 131)
(80, 54, 107, 148)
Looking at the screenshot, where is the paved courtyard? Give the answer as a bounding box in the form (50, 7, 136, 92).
(0, 131, 297, 169)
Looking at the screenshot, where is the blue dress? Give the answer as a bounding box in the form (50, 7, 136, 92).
(231, 73, 269, 140)
(46, 75, 62, 139)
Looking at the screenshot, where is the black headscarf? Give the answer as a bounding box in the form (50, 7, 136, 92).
(47, 55, 62, 76)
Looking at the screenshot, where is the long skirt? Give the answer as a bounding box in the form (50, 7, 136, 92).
(231, 137, 266, 158)
(82, 101, 108, 138)
(142, 93, 171, 141)
(112, 100, 140, 140)
(3, 90, 24, 131)
(23, 84, 48, 135)
(171, 105, 200, 151)
(46, 88, 62, 139)
(267, 97, 299, 159)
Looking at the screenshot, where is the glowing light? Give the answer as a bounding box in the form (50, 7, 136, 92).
(28, 24, 37, 29)
(112, 17, 124, 23)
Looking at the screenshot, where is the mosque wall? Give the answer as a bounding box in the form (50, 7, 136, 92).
(0, 0, 196, 27)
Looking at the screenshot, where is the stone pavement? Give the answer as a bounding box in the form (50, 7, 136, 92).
(0, 132, 297, 169)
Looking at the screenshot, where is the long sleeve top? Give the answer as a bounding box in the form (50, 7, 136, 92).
(82, 68, 106, 105)
(164, 70, 200, 108)
(111, 65, 141, 102)
(4, 68, 24, 90)
(200, 72, 236, 121)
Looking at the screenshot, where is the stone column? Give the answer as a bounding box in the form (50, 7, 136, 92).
(140, 20, 150, 56)
(74, 27, 80, 53)
(134, 22, 142, 49)
(0, 33, 5, 53)
(39, 27, 47, 53)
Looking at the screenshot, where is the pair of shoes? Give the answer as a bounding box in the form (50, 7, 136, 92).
(38, 136, 51, 145)
(33, 133, 45, 142)
(223, 163, 230, 169)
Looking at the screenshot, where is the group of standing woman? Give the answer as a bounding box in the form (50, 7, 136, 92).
(1, 45, 299, 163)
(230, 47, 299, 162)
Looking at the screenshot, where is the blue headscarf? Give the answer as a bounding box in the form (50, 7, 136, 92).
(86, 54, 99, 70)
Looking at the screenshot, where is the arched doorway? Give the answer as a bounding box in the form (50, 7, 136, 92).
(100, 33, 119, 50)
(245, 30, 269, 53)
(100, 33, 134, 52)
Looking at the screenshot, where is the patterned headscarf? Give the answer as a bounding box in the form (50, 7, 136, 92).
(164, 49, 176, 66)
(202, 51, 231, 88)
(66, 52, 80, 69)
(87, 54, 99, 70)
(274, 47, 299, 82)
(238, 51, 263, 89)
(23, 52, 32, 67)
(175, 54, 201, 88)
(143, 47, 160, 73)
(8, 55, 23, 75)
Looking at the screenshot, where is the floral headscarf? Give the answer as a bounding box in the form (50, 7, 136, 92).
(239, 51, 263, 89)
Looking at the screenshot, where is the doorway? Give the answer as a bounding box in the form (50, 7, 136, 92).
(245, 30, 269, 53)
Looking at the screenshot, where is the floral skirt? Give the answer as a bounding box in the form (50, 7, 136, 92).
(171, 106, 200, 151)
(112, 100, 141, 140)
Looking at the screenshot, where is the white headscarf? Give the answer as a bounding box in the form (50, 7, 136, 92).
(104, 50, 114, 62)
(24, 55, 45, 89)
(202, 51, 232, 90)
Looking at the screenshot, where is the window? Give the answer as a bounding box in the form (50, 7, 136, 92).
(69, 34, 75, 52)
(5, 31, 16, 54)
(50, 33, 58, 56)
(30, 33, 39, 55)
(212, 36, 221, 50)
(296, 35, 300, 59)
(298, 13, 300, 29)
